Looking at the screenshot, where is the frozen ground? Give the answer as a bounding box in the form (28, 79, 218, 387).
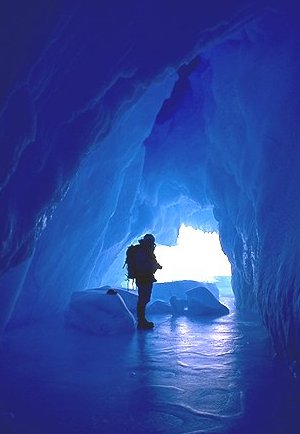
(0, 296, 300, 434)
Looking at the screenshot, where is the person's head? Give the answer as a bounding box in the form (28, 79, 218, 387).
(139, 233, 156, 249)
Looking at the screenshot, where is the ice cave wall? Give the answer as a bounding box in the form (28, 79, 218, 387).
(1, 1, 300, 364)
(0, 0, 254, 328)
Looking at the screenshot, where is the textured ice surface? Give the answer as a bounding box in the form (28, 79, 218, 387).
(1, 296, 300, 434)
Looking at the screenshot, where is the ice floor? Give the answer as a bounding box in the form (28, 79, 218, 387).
(1, 296, 300, 434)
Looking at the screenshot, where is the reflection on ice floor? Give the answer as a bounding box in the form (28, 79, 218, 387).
(1, 295, 300, 434)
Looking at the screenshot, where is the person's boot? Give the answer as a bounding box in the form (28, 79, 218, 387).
(143, 319, 154, 327)
(137, 321, 154, 330)
(137, 302, 154, 329)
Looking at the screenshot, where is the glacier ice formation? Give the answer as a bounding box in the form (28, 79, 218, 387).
(1, 1, 300, 368)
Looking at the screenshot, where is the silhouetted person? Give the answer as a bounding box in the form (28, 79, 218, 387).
(135, 234, 162, 329)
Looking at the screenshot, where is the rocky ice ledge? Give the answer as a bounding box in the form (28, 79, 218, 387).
(65, 283, 229, 335)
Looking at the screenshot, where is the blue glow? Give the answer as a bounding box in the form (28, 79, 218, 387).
(1, 2, 300, 432)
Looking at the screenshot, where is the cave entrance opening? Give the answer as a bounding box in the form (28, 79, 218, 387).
(154, 224, 233, 296)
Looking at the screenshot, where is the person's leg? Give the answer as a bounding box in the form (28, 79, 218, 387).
(137, 282, 153, 328)
(137, 298, 146, 324)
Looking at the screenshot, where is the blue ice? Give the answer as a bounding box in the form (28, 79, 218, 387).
(1, 2, 300, 433)
(1, 294, 300, 433)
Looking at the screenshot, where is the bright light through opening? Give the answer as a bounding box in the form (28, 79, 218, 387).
(155, 225, 231, 283)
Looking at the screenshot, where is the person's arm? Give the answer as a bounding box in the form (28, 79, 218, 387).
(152, 254, 162, 272)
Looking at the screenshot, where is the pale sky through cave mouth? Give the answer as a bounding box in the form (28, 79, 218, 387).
(155, 225, 231, 283)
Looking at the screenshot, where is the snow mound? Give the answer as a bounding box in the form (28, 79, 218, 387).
(114, 288, 138, 315)
(186, 286, 229, 317)
(88, 286, 138, 315)
(152, 280, 219, 301)
(170, 296, 187, 316)
(65, 290, 135, 335)
(148, 300, 172, 314)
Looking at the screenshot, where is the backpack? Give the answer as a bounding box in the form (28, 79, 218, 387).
(124, 244, 140, 279)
